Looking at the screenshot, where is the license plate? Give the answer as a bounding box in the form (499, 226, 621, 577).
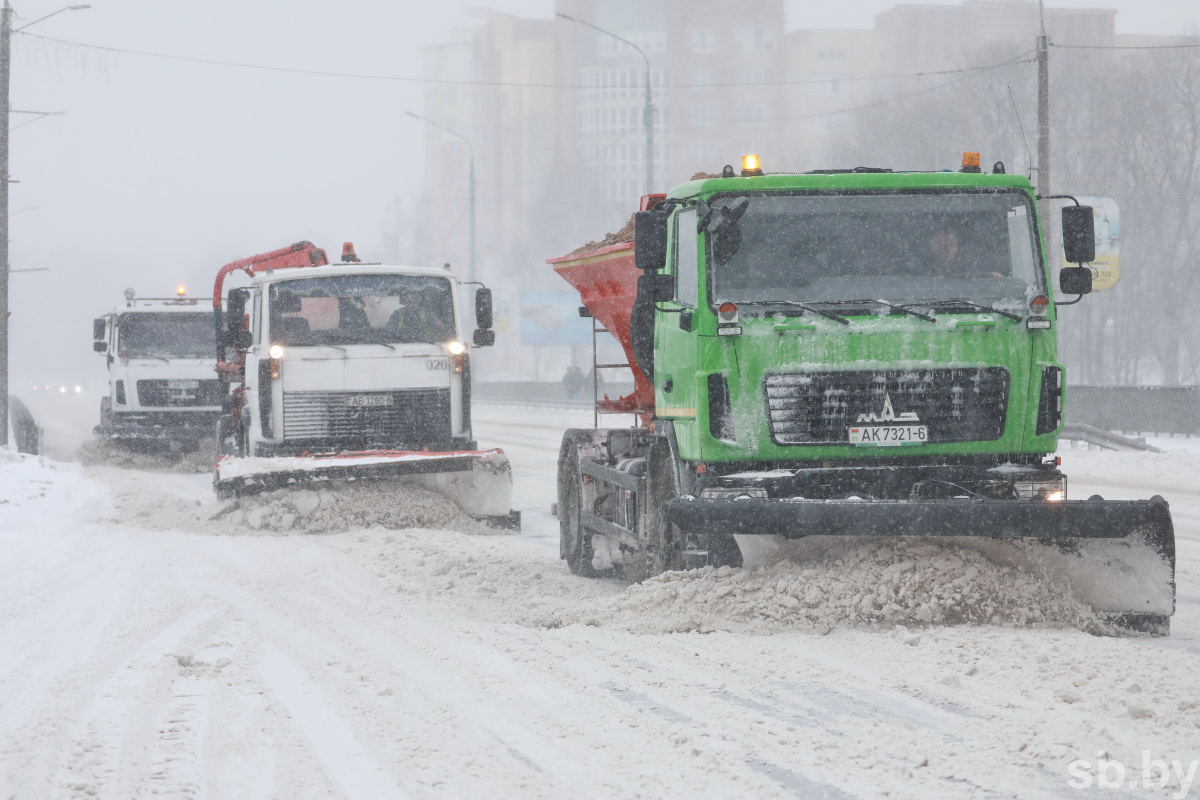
(345, 394, 394, 407)
(848, 425, 928, 446)
(167, 379, 200, 389)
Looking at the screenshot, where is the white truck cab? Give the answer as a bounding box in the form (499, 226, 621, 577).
(220, 262, 494, 457)
(93, 289, 221, 447)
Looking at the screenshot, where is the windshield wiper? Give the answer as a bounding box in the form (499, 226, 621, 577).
(742, 300, 851, 325)
(810, 299, 936, 324)
(900, 299, 1022, 322)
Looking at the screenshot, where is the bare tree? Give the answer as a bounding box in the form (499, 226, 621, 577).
(829, 39, 1200, 386)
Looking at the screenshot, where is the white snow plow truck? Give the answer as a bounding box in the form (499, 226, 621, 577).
(211, 241, 519, 530)
(93, 287, 221, 449)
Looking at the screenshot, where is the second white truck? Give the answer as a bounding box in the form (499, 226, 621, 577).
(211, 242, 518, 529)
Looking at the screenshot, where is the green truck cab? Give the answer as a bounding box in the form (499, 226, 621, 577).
(552, 157, 1174, 633)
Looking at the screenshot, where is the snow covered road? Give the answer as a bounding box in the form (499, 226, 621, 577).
(2, 404, 1200, 799)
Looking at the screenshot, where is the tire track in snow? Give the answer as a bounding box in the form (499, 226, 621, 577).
(255, 647, 408, 800)
(53, 607, 215, 799)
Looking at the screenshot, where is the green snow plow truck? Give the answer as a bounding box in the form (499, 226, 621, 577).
(550, 153, 1174, 634)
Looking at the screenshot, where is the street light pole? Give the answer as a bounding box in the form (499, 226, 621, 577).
(0, 0, 12, 447)
(406, 110, 475, 283)
(0, 2, 88, 448)
(557, 12, 655, 196)
(1036, 0, 1050, 210)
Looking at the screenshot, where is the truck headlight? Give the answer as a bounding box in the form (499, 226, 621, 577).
(268, 345, 284, 359)
(1015, 476, 1067, 502)
(447, 341, 466, 355)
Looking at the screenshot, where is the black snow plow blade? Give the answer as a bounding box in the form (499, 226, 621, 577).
(666, 497, 1175, 629)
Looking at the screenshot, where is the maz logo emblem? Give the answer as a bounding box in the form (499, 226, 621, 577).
(857, 393, 920, 424)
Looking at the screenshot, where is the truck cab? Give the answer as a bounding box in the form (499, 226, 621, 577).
(93, 290, 221, 448)
(642, 167, 1063, 477)
(220, 262, 493, 457)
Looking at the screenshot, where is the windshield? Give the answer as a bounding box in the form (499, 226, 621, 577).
(269, 274, 457, 347)
(117, 312, 214, 360)
(707, 190, 1043, 310)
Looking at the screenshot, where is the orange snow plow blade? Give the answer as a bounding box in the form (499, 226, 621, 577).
(214, 448, 519, 529)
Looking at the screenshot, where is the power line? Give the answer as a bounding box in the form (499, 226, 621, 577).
(1051, 42, 1200, 51)
(705, 54, 1034, 124)
(15, 30, 1037, 91)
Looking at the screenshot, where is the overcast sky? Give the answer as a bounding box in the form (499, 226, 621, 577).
(9, 0, 1199, 388)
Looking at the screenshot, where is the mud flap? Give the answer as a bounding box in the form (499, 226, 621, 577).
(665, 497, 1175, 622)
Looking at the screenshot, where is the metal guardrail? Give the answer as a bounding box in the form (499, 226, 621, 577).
(1059, 423, 1162, 452)
(474, 381, 636, 410)
(1069, 385, 1200, 436)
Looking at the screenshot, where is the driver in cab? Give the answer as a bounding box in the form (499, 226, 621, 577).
(930, 225, 1004, 279)
(389, 286, 453, 344)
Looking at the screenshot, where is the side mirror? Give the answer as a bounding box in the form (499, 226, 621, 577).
(473, 328, 495, 347)
(226, 289, 249, 331)
(93, 318, 106, 341)
(637, 273, 674, 304)
(474, 287, 493, 330)
(93, 340, 108, 353)
(220, 329, 252, 349)
(629, 300, 655, 381)
(1061, 205, 1096, 264)
(1060, 266, 1093, 296)
(634, 211, 668, 272)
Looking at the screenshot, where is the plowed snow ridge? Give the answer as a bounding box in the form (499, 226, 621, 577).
(93, 470, 488, 535)
(361, 529, 1100, 634)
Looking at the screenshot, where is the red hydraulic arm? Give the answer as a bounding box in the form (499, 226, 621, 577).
(213, 241, 329, 379)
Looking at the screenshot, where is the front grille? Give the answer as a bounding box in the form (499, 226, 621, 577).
(136, 379, 223, 408)
(283, 389, 451, 446)
(765, 368, 1010, 445)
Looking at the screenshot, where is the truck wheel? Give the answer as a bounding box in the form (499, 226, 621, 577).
(558, 435, 597, 577)
(99, 397, 112, 428)
(645, 441, 685, 577)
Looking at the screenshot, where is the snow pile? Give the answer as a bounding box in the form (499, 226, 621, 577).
(361, 531, 1100, 635)
(89, 465, 487, 536)
(593, 539, 1097, 634)
(213, 481, 484, 535)
(78, 437, 212, 473)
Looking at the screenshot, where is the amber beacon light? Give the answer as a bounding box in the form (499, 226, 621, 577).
(741, 154, 763, 177)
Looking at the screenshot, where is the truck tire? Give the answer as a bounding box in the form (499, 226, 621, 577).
(558, 431, 599, 577)
(99, 397, 112, 429)
(645, 440, 685, 577)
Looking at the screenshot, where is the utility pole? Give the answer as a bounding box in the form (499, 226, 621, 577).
(1, 0, 12, 448)
(1036, 0, 1050, 209)
(557, 12, 655, 195)
(0, 3, 87, 447)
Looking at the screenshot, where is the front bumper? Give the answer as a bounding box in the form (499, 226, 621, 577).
(95, 411, 222, 442)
